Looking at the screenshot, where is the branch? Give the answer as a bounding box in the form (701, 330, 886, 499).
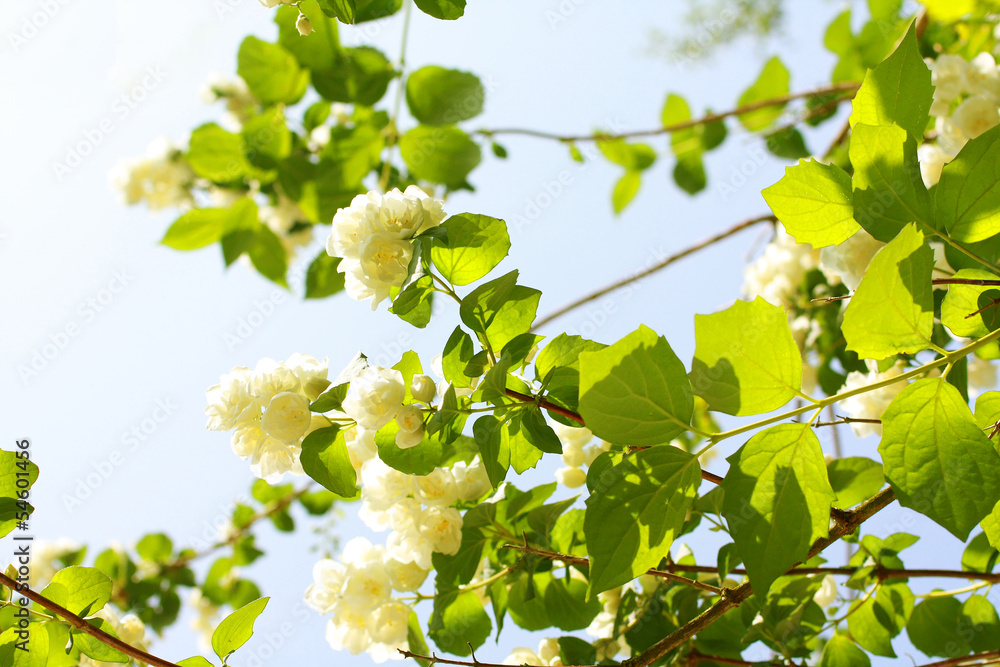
(477, 82, 859, 144)
(532, 214, 775, 330)
(624, 486, 897, 667)
(918, 650, 1000, 667)
(0, 571, 182, 667)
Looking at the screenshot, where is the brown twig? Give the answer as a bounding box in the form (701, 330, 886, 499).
(0, 571, 182, 667)
(477, 82, 860, 144)
(625, 486, 897, 667)
(813, 416, 881, 427)
(533, 214, 776, 330)
(918, 650, 1000, 667)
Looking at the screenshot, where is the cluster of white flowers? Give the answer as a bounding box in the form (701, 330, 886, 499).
(188, 589, 221, 652)
(503, 638, 564, 666)
(742, 226, 820, 309)
(304, 536, 427, 662)
(342, 366, 439, 450)
(200, 73, 256, 131)
(818, 228, 885, 293)
(551, 423, 610, 489)
(919, 53, 1000, 187)
(79, 607, 149, 667)
(326, 187, 447, 309)
(205, 354, 330, 483)
(585, 585, 631, 661)
(838, 359, 909, 438)
(109, 137, 194, 211)
(357, 456, 490, 569)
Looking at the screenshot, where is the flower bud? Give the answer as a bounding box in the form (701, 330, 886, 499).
(410, 374, 436, 403)
(296, 13, 313, 36)
(555, 466, 587, 488)
(396, 404, 424, 433)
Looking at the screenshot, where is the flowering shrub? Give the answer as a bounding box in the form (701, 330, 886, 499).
(11, 3, 1000, 667)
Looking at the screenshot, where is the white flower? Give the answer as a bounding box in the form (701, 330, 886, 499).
(326, 607, 372, 655)
(813, 574, 838, 608)
(936, 116, 968, 156)
(930, 54, 970, 108)
(326, 187, 447, 309)
(396, 426, 425, 449)
(952, 94, 1000, 140)
(969, 355, 997, 394)
(555, 466, 587, 488)
(342, 560, 393, 613)
(384, 557, 429, 592)
(343, 366, 406, 430)
(387, 525, 434, 570)
(451, 456, 492, 501)
(345, 426, 378, 471)
(188, 589, 220, 652)
(418, 506, 463, 555)
(249, 436, 304, 483)
(395, 404, 425, 433)
(410, 375, 437, 403)
(296, 13, 313, 36)
(305, 559, 347, 613)
(582, 443, 605, 467)
(917, 143, 953, 188)
(819, 228, 885, 292)
(360, 458, 415, 513)
(743, 227, 820, 308)
(285, 353, 330, 401)
(81, 607, 150, 667)
(415, 467, 459, 507)
(110, 137, 194, 211)
(838, 360, 909, 437)
(200, 73, 257, 129)
(967, 53, 1000, 101)
(367, 601, 411, 662)
(504, 647, 545, 666)
(551, 421, 593, 450)
(261, 392, 312, 443)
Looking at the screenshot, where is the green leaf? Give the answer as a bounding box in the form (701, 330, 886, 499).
(672, 154, 706, 195)
(304, 253, 345, 299)
(310, 382, 348, 413)
(849, 123, 931, 242)
(247, 225, 289, 287)
(9, 621, 49, 667)
(316, 0, 355, 22)
(962, 531, 998, 573)
(690, 297, 803, 415)
(459, 270, 541, 352)
(847, 582, 913, 657)
(737, 56, 790, 132)
(177, 658, 216, 667)
(428, 591, 490, 655)
(962, 595, 1000, 652)
(535, 334, 606, 383)
(400, 125, 481, 187)
(413, 0, 465, 19)
(431, 214, 510, 286)
(761, 159, 859, 247)
(612, 170, 641, 213)
(841, 223, 934, 359)
(406, 612, 432, 667)
(521, 409, 562, 454)
(391, 275, 435, 329)
(584, 447, 701, 594)
(311, 46, 394, 105)
(300, 426, 359, 497)
(936, 124, 1000, 243)
(598, 140, 656, 171)
(212, 597, 269, 662)
(442, 326, 476, 388)
(827, 457, 884, 509)
(406, 66, 484, 126)
(375, 421, 443, 476)
(942, 268, 1000, 338)
(849, 23, 931, 141)
(136, 533, 173, 563)
(721, 423, 836, 596)
(237, 37, 308, 105)
(0, 451, 39, 497)
(74, 620, 128, 663)
(186, 123, 253, 183)
(161, 209, 230, 251)
(40, 567, 112, 617)
(764, 127, 811, 160)
(578, 325, 693, 446)
(907, 597, 972, 657)
(879, 378, 1000, 540)
(242, 108, 291, 170)
(507, 573, 602, 631)
(819, 634, 871, 667)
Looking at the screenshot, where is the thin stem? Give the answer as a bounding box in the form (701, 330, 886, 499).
(378, 0, 414, 192)
(533, 214, 775, 330)
(477, 82, 859, 144)
(430, 272, 463, 306)
(0, 572, 182, 667)
(918, 650, 1000, 667)
(504, 388, 586, 425)
(917, 582, 989, 598)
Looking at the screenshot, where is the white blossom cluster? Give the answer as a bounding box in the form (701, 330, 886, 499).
(818, 228, 885, 293)
(27, 537, 81, 588)
(342, 366, 439, 450)
(79, 606, 150, 667)
(503, 638, 565, 666)
(551, 422, 610, 489)
(205, 354, 330, 483)
(919, 53, 1000, 187)
(584, 583, 634, 661)
(109, 137, 194, 211)
(326, 187, 447, 309)
(742, 226, 820, 309)
(187, 589, 221, 652)
(838, 359, 909, 438)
